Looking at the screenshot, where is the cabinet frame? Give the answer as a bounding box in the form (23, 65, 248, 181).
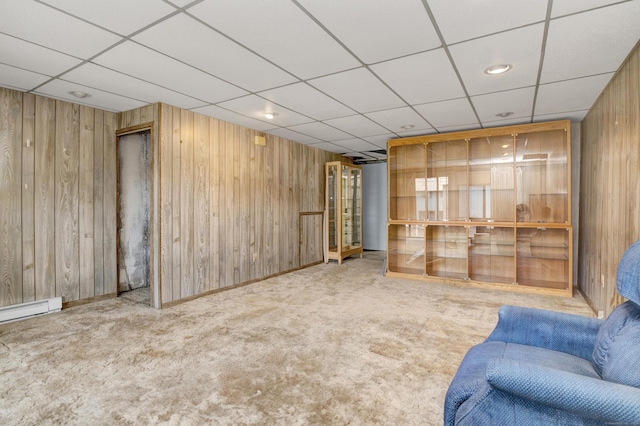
(386, 120, 572, 297)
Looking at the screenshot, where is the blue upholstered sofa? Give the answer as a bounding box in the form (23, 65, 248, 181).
(444, 240, 640, 425)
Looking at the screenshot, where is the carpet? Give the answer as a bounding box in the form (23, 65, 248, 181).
(0, 253, 595, 425)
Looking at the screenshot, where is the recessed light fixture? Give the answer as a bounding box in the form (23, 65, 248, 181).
(67, 90, 91, 99)
(501, 144, 510, 148)
(485, 64, 512, 75)
(400, 125, 415, 130)
(495, 112, 514, 118)
(263, 112, 278, 119)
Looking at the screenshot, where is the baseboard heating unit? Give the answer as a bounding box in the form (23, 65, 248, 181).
(0, 297, 62, 324)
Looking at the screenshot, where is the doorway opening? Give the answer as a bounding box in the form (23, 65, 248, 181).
(117, 130, 151, 306)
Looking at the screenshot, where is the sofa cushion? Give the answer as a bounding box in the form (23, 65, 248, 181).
(592, 300, 640, 386)
(616, 240, 640, 304)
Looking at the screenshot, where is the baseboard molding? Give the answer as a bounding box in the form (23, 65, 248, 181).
(0, 297, 62, 324)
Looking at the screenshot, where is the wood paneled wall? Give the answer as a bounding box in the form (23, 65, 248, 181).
(118, 103, 342, 307)
(579, 41, 640, 316)
(0, 88, 117, 308)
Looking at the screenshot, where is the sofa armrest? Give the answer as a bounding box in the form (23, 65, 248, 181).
(486, 305, 603, 360)
(486, 359, 640, 425)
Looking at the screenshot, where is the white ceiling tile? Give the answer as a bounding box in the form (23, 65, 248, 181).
(482, 116, 533, 127)
(332, 139, 380, 152)
(428, 0, 548, 44)
(395, 128, 438, 138)
(535, 73, 614, 116)
(323, 115, 390, 137)
(62, 63, 207, 110)
(264, 128, 324, 145)
(0, 33, 82, 77)
(437, 123, 482, 133)
(190, 105, 279, 131)
(308, 67, 405, 113)
(34, 79, 147, 112)
(365, 107, 434, 133)
(0, 64, 51, 92)
(471, 87, 536, 123)
(296, 0, 440, 64)
(542, 2, 640, 83)
(533, 111, 589, 123)
(166, 0, 192, 7)
(362, 134, 396, 148)
(371, 49, 465, 104)
(308, 142, 350, 154)
(0, 1, 122, 58)
(257, 83, 354, 121)
(39, 0, 177, 36)
(450, 24, 544, 96)
(551, 0, 624, 18)
(133, 14, 296, 92)
(187, 0, 360, 79)
(286, 122, 353, 142)
(93, 41, 247, 103)
(217, 95, 313, 127)
(414, 98, 479, 129)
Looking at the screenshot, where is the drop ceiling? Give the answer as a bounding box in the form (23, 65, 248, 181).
(2, 0, 639, 164)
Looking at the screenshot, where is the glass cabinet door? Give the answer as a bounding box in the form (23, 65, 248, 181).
(425, 225, 468, 279)
(342, 165, 362, 250)
(327, 163, 338, 254)
(388, 224, 425, 275)
(427, 140, 468, 221)
(516, 129, 568, 224)
(469, 135, 514, 222)
(516, 227, 569, 289)
(388, 144, 425, 220)
(469, 226, 515, 284)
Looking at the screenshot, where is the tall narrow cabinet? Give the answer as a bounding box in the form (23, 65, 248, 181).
(387, 120, 572, 296)
(325, 161, 363, 265)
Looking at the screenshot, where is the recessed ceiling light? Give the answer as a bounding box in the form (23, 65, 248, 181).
(495, 112, 514, 118)
(400, 125, 415, 130)
(67, 90, 91, 99)
(263, 112, 278, 119)
(485, 64, 512, 75)
(501, 144, 510, 148)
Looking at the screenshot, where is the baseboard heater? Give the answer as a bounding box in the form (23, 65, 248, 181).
(0, 297, 62, 324)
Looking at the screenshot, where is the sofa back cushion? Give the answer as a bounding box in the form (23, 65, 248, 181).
(592, 300, 640, 387)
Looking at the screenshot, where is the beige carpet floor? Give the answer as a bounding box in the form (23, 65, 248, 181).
(0, 253, 595, 425)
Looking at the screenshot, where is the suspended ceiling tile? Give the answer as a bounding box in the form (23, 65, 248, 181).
(307, 142, 350, 154)
(0, 33, 82, 77)
(308, 67, 405, 113)
(187, 0, 360, 80)
(362, 133, 396, 148)
(365, 107, 434, 133)
(190, 105, 279, 132)
(437, 123, 482, 133)
(395, 128, 438, 138)
(414, 98, 479, 129)
(217, 95, 314, 127)
(332, 138, 380, 152)
(257, 83, 354, 121)
(34, 79, 147, 111)
(535, 73, 614, 116)
(533, 110, 589, 123)
(541, 2, 640, 83)
(450, 24, 544, 96)
(0, 1, 122, 58)
(286, 122, 353, 142)
(264, 128, 324, 145)
(323, 115, 390, 138)
(0, 63, 51, 92)
(296, 0, 440, 64)
(428, 0, 548, 44)
(62, 63, 207, 110)
(482, 116, 533, 128)
(551, 0, 624, 17)
(92, 41, 248, 104)
(370, 49, 465, 104)
(133, 14, 297, 92)
(40, 0, 177, 36)
(471, 87, 536, 123)
(166, 0, 192, 7)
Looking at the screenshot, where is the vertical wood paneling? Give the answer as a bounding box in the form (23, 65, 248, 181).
(180, 110, 194, 297)
(0, 88, 23, 307)
(232, 125, 241, 284)
(103, 112, 118, 296)
(34, 95, 56, 301)
(79, 106, 95, 299)
(222, 122, 234, 287)
(254, 133, 264, 278)
(209, 118, 220, 290)
(22, 94, 35, 303)
(264, 134, 275, 277)
(93, 110, 105, 296)
(193, 113, 209, 294)
(159, 105, 173, 305)
(239, 127, 250, 282)
(171, 106, 181, 300)
(580, 42, 640, 316)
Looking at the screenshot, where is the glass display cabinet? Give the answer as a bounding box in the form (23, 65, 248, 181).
(387, 120, 572, 297)
(325, 161, 363, 265)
